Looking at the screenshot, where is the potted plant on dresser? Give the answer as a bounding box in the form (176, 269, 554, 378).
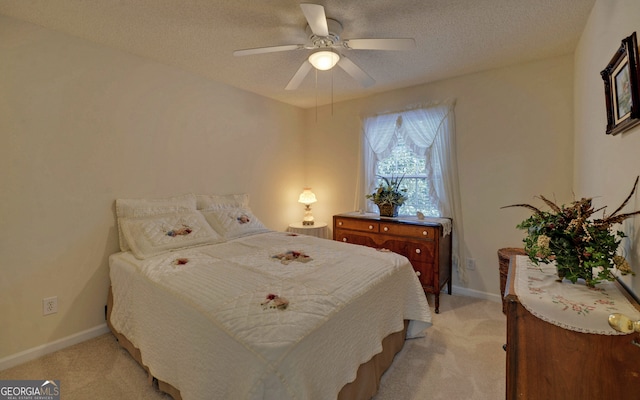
(503, 176, 640, 287)
(366, 175, 408, 217)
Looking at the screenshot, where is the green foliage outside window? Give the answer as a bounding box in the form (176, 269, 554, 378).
(375, 137, 438, 216)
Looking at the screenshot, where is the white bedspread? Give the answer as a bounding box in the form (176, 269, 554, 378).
(109, 231, 432, 400)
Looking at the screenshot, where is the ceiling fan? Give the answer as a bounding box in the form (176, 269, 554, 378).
(233, 3, 416, 90)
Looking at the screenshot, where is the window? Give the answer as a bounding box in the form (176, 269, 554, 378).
(374, 135, 439, 216)
(363, 108, 446, 218)
(362, 101, 467, 281)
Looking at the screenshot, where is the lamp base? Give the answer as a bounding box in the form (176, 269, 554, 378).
(302, 204, 314, 226)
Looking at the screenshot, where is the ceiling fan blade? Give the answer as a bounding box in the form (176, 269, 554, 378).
(233, 44, 303, 57)
(337, 56, 375, 88)
(285, 60, 313, 90)
(300, 3, 329, 37)
(342, 38, 416, 51)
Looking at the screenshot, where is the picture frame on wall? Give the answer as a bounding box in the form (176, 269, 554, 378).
(601, 32, 640, 135)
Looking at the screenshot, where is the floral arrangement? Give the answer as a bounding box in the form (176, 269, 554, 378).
(261, 293, 289, 310)
(166, 224, 192, 237)
(366, 175, 408, 206)
(272, 250, 312, 264)
(503, 177, 640, 287)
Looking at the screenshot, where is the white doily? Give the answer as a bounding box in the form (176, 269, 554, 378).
(514, 255, 640, 335)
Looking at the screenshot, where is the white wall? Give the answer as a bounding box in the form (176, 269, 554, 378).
(0, 16, 306, 361)
(304, 55, 575, 299)
(574, 0, 640, 295)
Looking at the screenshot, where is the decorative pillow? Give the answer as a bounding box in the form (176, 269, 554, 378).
(196, 193, 250, 210)
(115, 194, 197, 251)
(120, 210, 221, 259)
(200, 208, 269, 239)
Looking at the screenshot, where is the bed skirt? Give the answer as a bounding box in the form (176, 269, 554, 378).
(107, 287, 407, 400)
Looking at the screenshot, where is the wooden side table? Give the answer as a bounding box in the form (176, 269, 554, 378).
(287, 222, 329, 239)
(497, 247, 525, 314)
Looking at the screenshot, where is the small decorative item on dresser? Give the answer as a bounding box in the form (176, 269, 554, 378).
(502, 176, 640, 287)
(366, 175, 408, 217)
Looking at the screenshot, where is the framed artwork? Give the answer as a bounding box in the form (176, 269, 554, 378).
(601, 32, 640, 135)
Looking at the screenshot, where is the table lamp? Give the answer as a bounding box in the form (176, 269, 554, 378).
(298, 188, 317, 226)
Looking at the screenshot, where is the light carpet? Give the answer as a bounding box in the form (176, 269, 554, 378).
(0, 294, 506, 399)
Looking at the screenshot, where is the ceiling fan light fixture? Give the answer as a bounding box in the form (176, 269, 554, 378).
(234, 4, 412, 90)
(308, 51, 340, 70)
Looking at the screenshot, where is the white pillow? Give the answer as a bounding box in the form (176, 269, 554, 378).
(200, 208, 269, 239)
(120, 210, 221, 259)
(196, 193, 249, 210)
(116, 194, 197, 251)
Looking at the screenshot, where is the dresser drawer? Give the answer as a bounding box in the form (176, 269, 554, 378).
(334, 229, 378, 248)
(379, 223, 436, 240)
(412, 261, 435, 288)
(334, 218, 379, 233)
(406, 242, 436, 263)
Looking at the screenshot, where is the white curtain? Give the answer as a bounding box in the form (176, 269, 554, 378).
(361, 100, 467, 283)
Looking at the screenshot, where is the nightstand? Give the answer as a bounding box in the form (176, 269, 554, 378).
(287, 221, 329, 239)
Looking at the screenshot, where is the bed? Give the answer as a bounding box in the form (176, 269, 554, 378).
(107, 194, 432, 400)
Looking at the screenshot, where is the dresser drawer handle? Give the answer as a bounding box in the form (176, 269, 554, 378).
(415, 248, 421, 254)
(368, 225, 374, 230)
(383, 226, 389, 232)
(415, 271, 421, 277)
(338, 221, 343, 226)
(422, 230, 428, 236)
(342, 238, 348, 242)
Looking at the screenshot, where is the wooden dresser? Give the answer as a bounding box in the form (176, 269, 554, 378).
(504, 256, 640, 399)
(333, 212, 452, 313)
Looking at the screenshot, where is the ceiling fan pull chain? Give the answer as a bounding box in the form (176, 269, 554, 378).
(331, 65, 334, 116)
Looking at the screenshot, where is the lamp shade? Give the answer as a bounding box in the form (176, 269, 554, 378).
(298, 188, 317, 205)
(308, 51, 340, 71)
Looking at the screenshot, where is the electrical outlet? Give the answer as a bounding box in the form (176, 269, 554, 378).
(43, 296, 58, 316)
(466, 258, 476, 271)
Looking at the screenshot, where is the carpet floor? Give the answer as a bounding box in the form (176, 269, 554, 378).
(0, 294, 506, 399)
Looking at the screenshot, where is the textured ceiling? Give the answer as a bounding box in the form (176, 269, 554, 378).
(0, 0, 595, 109)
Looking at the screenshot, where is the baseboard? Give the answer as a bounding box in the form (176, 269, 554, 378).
(451, 285, 502, 303)
(0, 323, 110, 371)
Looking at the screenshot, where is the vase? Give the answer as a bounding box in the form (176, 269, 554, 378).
(555, 264, 567, 281)
(377, 204, 399, 217)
